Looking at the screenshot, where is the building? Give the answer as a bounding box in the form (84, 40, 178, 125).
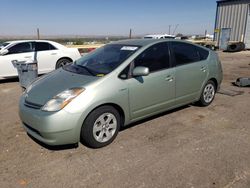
(214, 0, 250, 48)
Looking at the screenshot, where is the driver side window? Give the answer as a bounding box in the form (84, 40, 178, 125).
(134, 42, 170, 72)
(7, 42, 34, 55)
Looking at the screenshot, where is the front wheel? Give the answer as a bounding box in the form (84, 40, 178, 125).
(198, 80, 216, 106)
(81, 106, 120, 148)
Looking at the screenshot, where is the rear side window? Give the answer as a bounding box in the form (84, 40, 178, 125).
(172, 42, 200, 66)
(35, 42, 56, 51)
(196, 46, 209, 60)
(8, 42, 34, 54)
(134, 42, 170, 72)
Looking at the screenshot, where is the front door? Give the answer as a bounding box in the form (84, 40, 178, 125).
(126, 42, 175, 120)
(0, 42, 34, 78)
(35, 42, 60, 73)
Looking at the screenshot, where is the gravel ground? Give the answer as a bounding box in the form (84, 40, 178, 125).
(0, 51, 249, 188)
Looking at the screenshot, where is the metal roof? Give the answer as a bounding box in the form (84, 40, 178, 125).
(217, 0, 250, 4)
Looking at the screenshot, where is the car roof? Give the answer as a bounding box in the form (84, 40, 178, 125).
(111, 39, 211, 52)
(111, 39, 176, 47)
(6, 40, 55, 44)
(4, 40, 65, 49)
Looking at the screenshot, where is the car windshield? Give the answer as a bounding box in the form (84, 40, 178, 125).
(69, 44, 140, 76)
(0, 42, 10, 49)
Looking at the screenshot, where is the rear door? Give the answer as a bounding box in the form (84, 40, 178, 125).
(171, 42, 209, 105)
(35, 42, 60, 73)
(125, 42, 175, 120)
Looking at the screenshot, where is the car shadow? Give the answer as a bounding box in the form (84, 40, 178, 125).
(27, 133, 78, 151)
(0, 77, 19, 84)
(120, 104, 191, 131)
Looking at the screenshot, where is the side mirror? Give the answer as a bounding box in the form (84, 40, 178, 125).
(132, 66, 149, 77)
(0, 49, 9, 56)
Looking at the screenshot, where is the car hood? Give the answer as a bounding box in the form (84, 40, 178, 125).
(25, 69, 100, 106)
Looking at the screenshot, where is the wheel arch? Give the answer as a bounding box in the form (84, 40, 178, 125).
(83, 103, 126, 128)
(78, 103, 126, 147)
(208, 77, 218, 91)
(56, 57, 73, 68)
(197, 77, 219, 102)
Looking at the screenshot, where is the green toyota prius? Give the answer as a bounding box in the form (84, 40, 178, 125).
(19, 39, 223, 148)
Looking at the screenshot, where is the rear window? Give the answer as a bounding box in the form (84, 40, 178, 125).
(172, 42, 200, 66)
(196, 46, 209, 60)
(35, 42, 56, 51)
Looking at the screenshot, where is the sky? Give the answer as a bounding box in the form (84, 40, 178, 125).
(0, 0, 218, 37)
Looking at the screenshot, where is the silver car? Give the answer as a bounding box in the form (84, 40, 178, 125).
(19, 39, 223, 148)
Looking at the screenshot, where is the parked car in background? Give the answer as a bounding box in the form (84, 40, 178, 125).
(0, 40, 81, 79)
(19, 39, 223, 148)
(144, 34, 175, 39)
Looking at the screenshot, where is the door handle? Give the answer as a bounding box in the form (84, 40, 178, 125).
(51, 53, 57, 55)
(24, 56, 32, 58)
(201, 66, 206, 72)
(165, 75, 174, 82)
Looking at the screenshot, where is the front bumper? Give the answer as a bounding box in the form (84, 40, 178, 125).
(19, 96, 84, 145)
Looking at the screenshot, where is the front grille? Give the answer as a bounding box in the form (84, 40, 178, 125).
(23, 122, 42, 137)
(24, 100, 43, 109)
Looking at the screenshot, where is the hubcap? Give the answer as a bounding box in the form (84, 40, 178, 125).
(203, 83, 215, 103)
(59, 60, 70, 67)
(93, 113, 117, 143)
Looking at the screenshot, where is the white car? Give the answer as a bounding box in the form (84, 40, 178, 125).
(0, 40, 81, 79)
(143, 34, 175, 39)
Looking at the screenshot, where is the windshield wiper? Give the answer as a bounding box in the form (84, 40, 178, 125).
(75, 64, 95, 76)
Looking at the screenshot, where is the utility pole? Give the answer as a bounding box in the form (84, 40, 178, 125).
(37, 28, 40, 39)
(205, 29, 207, 38)
(129, 29, 132, 39)
(168, 25, 171, 35)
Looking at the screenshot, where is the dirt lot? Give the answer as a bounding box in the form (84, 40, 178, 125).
(0, 51, 250, 188)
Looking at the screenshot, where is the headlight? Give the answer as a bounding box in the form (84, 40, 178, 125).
(42, 88, 85, 112)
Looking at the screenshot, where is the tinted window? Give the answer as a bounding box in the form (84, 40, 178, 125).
(8, 42, 34, 54)
(134, 42, 170, 72)
(35, 42, 56, 51)
(172, 42, 200, 66)
(196, 46, 209, 60)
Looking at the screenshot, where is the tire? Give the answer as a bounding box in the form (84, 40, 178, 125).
(226, 42, 245, 52)
(56, 58, 72, 69)
(198, 80, 216, 106)
(81, 106, 121, 148)
(205, 45, 212, 50)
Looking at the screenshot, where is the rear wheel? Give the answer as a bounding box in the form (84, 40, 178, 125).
(81, 106, 120, 148)
(56, 58, 72, 69)
(198, 80, 216, 106)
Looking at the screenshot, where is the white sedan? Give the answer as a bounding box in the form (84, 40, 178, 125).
(0, 40, 81, 79)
